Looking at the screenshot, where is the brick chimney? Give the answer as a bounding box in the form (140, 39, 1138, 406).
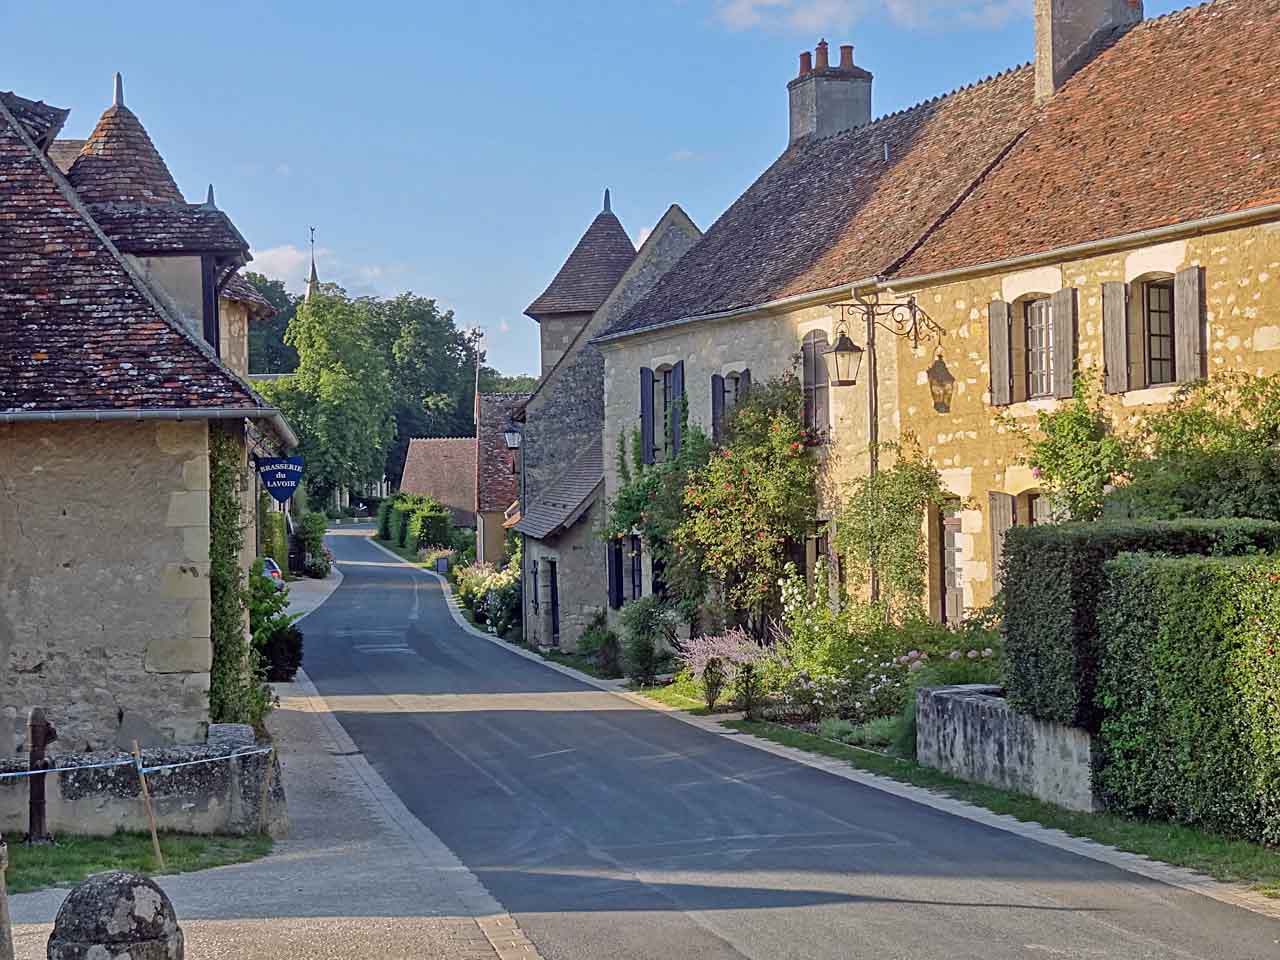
(788, 39, 872, 146)
(1036, 0, 1142, 102)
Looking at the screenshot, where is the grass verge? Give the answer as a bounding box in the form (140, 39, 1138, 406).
(7, 832, 272, 894)
(373, 537, 424, 566)
(636, 677, 713, 716)
(729, 719, 1280, 898)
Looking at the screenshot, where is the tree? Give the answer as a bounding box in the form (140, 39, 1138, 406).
(479, 368, 539, 395)
(259, 289, 395, 503)
(244, 272, 299, 374)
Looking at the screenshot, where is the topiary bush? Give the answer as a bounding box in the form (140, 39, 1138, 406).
(407, 498, 451, 551)
(1002, 518, 1280, 731)
(1096, 554, 1280, 844)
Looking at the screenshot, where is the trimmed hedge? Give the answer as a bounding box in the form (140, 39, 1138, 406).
(261, 511, 288, 570)
(407, 499, 451, 551)
(1096, 554, 1280, 844)
(1002, 519, 1280, 730)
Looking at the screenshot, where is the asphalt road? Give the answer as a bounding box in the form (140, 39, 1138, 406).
(302, 527, 1280, 960)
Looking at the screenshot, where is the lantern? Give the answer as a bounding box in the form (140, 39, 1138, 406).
(823, 328, 865, 387)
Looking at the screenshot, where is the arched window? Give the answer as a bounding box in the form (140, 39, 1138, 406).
(801, 331, 830, 431)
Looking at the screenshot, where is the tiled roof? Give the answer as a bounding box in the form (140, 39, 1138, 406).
(48, 139, 85, 173)
(221, 273, 275, 319)
(896, 0, 1280, 279)
(0, 92, 67, 150)
(89, 201, 248, 256)
(67, 102, 183, 206)
(0, 95, 266, 414)
(514, 442, 603, 539)
(525, 206, 637, 318)
(601, 66, 1036, 338)
(399, 437, 477, 527)
(477, 394, 530, 512)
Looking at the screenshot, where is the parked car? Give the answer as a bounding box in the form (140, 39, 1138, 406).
(262, 557, 287, 592)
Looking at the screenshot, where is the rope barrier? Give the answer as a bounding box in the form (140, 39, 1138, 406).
(0, 747, 274, 781)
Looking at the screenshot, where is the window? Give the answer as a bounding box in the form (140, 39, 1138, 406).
(1025, 492, 1053, 526)
(1024, 298, 1054, 399)
(1144, 279, 1176, 386)
(629, 534, 643, 601)
(712, 369, 751, 442)
(652, 558, 667, 599)
(801, 331, 830, 431)
(937, 501, 964, 625)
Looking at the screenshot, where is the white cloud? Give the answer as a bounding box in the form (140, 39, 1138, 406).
(497, 318, 512, 334)
(248, 243, 403, 298)
(635, 226, 655, 248)
(670, 148, 697, 162)
(713, 0, 1029, 31)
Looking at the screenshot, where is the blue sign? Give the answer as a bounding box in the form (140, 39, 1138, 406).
(257, 457, 304, 503)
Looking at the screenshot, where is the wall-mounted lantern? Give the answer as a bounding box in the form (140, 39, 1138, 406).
(503, 422, 522, 451)
(926, 352, 956, 414)
(823, 326, 865, 387)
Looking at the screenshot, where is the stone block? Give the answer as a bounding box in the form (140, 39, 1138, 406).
(165, 490, 208, 528)
(159, 563, 208, 601)
(145, 632, 211, 674)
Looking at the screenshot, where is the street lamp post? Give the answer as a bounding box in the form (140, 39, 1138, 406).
(825, 290, 944, 602)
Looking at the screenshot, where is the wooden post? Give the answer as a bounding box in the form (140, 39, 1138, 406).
(257, 749, 276, 835)
(131, 741, 165, 871)
(0, 839, 14, 960)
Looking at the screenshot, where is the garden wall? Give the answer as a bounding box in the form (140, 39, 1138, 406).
(916, 684, 1099, 813)
(0, 726, 286, 838)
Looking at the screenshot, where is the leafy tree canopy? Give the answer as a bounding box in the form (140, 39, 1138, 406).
(244, 272, 299, 375)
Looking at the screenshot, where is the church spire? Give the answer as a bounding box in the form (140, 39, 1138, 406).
(304, 226, 319, 301)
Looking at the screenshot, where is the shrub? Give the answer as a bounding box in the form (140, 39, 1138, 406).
(407, 498, 451, 551)
(262, 624, 304, 683)
(451, 525, 476, 567)
(453, 561, 521, 637)
(619, 596, 677, 686)
(260, 510, 289, 570)
(1002, 518, 1280, 731)
(377, 495, 401, 540)
(677, 629, 767, 712)
(300, 512, 331, 578)
(892, 649, 1005, 758)
(819, 716, 898, 749)
(1096, 554, 1280, 845)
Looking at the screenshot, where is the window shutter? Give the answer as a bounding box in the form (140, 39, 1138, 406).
(1051, 287, 1078, 399)
(739, 368, 751, 399)
(531, 560, 540, 614)
(1102, 282, 1129, 395)
(812, 333, 830, 430)
(671, 361, 685, 456)
(1174, 266, 1205, 384)
(607, 540, 623, 609)
(639, 367, 655, 465)
(988, 492, 1016, 593)
(988, 301, 1012, 406)
(711, 374, 725, 442)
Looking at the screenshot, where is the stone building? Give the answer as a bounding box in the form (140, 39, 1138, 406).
(596, 0, 1280, 623)
(476, 393, 528, 565)
(0, 79, 294, 750)
(515, 194, 701, 650)
(398, 436, 477, 529)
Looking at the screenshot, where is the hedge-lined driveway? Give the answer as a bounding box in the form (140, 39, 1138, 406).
(300, 529, 1280, 960)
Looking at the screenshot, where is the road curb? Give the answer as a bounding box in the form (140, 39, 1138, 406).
(362, 534, 1280, 923)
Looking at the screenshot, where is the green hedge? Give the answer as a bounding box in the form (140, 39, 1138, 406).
(407, 500, 451, 551)
(1096, 554, 1280, 844)
(1002, 519, 1280, 730)
(261, 511, 288, 569)
(377, 495, 401, 540)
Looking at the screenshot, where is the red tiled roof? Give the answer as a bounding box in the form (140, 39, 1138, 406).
(897, 0, 1280, 278)
(66, 103, 183, 206)
(525, 207, 637, 318)
(0, 92, 68, 151)
(477, 394, 529, 512)
(0, 95, 266, 414)
(221, 273, 275, 319)
(399, 437, 477, 527)
(603, 66, 1035, 337)
(48, 138, 85, 174)
(89, 202, 248, 256)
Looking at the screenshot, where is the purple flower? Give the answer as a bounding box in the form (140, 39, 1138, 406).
(967, 650, 979, 660)
(949, 650, 962, 661)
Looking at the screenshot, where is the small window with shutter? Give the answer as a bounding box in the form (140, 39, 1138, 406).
(1024, 298, 1054, 399)
(629, 535, 643, 601)
(1144, 279, 1176, 386)
(607, 539, 624, 610)
(801, 332, 830, 431)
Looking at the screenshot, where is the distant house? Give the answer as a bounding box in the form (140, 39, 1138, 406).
(399, 437, 477, 529)
(476, 394, 528, 565)
(0, 78, 294, 750)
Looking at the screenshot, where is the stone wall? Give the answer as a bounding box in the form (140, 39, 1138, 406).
(0, 420, 213, 751)
(916, 684, 1099, 812)
(0, 730, 286, 837)
(538, 313, 590, 377)
(887, 220, 1280, 610)
(218, 299, 250, 379)
(525, 502, 604, 652)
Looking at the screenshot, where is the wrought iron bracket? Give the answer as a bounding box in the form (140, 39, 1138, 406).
(833, 292, 945, 348)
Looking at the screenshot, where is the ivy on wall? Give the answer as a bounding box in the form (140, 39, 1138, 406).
(208, 425, 271, 728)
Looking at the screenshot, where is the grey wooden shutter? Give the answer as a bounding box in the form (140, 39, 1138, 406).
(1051, 287, 1078, 399)
(531, 560, 540, 613)
(1175, 266, 1205, 384)
(671, 361, 685, 456)
(1102, 282, 1129, 395)
(639, 367, 655, 465)
(989, 492, 1016, 594)
(988, 301, 1012, 406)
(813, 333, 830, 429)
(739, 368, 751, 398)
(607, 540, 623, 609)
(711, 374, 725, 442)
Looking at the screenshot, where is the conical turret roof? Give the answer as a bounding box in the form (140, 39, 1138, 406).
(525, 190, 636, 319)
(67, 75, 184, 206)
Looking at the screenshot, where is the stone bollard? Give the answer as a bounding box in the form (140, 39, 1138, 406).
(0, 839, 14, 960)
(47, 871, 183, 960)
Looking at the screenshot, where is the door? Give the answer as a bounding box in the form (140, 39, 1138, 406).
(939, 503, 964, 626)
(547, 560, 560, 646)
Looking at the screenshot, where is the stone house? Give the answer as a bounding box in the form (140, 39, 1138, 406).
(476, 393, 529, 565)
(398, 436, 477, 529)
(595, 0, 1280, 624)
(0, 79, 294, 750)
(514, 194, 701, 650)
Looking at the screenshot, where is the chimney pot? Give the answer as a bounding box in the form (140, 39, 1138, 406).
(839, 44, 854, 69)
(799, 51, 813, 77)
(815, 39, 830, 71)
(787, 39, 873, 146)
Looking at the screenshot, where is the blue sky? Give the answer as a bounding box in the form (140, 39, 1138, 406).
(6, 0, 1185, 375)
